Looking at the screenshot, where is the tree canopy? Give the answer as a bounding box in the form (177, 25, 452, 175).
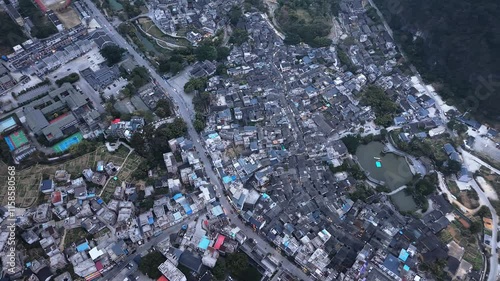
(130, 118, 188, 166)
(18, 0, 57, 39)
(158, 53, 186, 74)
(184, 77, 207, 93)
(138, 252, 166, 279)
(226, 252, 249, 277)
(360, 86, 400, 127)
(55, 73, 80, 87)
(341, 135, 361, 155)
(192, 92, 211, 113)
(211, 259, 227, 280)
(100, 45, 126, 66)
(155, 99, 172, 118)
(195, 45, 217, 61)
(229, 6, 243, 26)
(229, 29, 249, 46)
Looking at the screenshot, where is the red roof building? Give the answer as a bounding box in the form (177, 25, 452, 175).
(95, 261, 103, 271)
(51, 191, 63, 206)
(214, 234, 225, 250)
(157, 276, 169, 281)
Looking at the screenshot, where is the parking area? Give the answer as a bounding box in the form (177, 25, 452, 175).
(46, 47, 106, 82)
(103, 77, 128, 99)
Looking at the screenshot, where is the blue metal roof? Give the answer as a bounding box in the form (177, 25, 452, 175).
(76, 242, 89, 252)
(198, 236, 210, 250)
(398, 249, 409, 262)
(382, 254, 400, 276)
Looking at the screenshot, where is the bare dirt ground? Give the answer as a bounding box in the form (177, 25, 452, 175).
(328, 17, 343, 44)
(55, 8, 81, 29)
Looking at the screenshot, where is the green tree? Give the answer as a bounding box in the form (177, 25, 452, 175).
(349, 184, 374, 203)
(469, 220, 482, 234)
(155, 108, 166, 118)
(0, 12, 27, 50)
(215, 64, 227, 75)
(229, 29, 249, 46)
(55, 73, 80, 86)
(244, 0, 267, 12)
(311, 37, 332, 47)
(193, 119, 205, 132)
(158, 59, 171, 73)
(476, 206, 491, 218)
(129, 132, 147, 155)
(155, 99, 172, 118)
(284, 33, 301, 45)
(212, 259, 227, 280)
(120, 87, 132, 98)
(138, 252, 166, 279)
(226, 252, 249, 277)
(170, 61, 183, 74)
(18, 0, 57, 39)
(184, 77, 207, 93)
(123, 1, 142, 18)
(100, 45, 126, 66)
(341, 135, 361, 154)
(229, 6, 242, 26)
(275, 0, 337, 47)
(216, 47, 231, 61)
(195, 45, 217, 61)
(129, 66, 150, 88)
(192, 91, 211, 113)
(0, 137, 13, 164)
(360, 86, 400, 127)
(337, 48, 357, 72)
(442, 160, 462, 176)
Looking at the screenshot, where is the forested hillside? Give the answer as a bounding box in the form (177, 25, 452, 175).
(374, 0, 500, 123)
(276, 0, 339, 47)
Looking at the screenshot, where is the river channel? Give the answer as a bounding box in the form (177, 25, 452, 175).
(355, 142, 417, 211)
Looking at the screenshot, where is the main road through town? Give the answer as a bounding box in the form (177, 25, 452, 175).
(83, 0, 310, 279)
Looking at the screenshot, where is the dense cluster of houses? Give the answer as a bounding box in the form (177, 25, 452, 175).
(148, 0, 239, 43)
(186, 4, 482, 279)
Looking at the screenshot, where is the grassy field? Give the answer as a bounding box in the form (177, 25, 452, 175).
(0, 145, 143, 208)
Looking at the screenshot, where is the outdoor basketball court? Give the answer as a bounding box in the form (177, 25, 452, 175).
(52, 132, 83, 153)
(5, 130, 29, 151)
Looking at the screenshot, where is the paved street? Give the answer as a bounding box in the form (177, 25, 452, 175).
(468, 178, 499, 281)
(83, 0, 310, 279)
(99, 216, 194, 280)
